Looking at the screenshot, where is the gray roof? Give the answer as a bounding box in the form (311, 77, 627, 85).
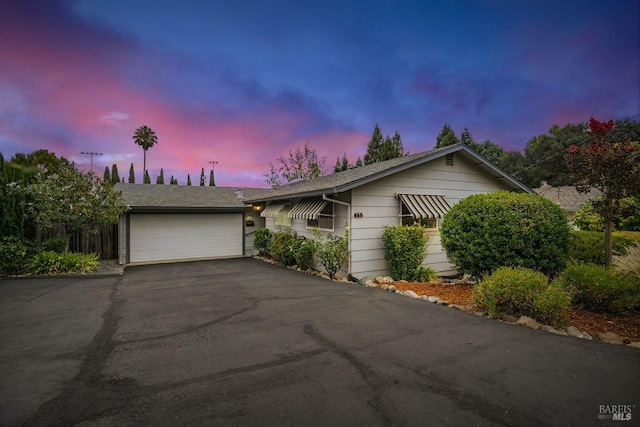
(245, 144, 532, 202)
(534, 185, 601, 211)
(115, 183, 271, 210)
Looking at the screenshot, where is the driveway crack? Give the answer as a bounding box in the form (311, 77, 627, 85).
(23, 277, 140, 427)
(303, 324, 392, 426)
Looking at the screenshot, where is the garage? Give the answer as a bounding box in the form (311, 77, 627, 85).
(115, 184, 270, 265)
(128, 213, 243, 263)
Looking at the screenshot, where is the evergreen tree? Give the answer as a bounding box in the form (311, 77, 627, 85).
(156, 168, 165, 184)
(209, 169, 215, 186)
(200, 168, 205, 186)
(111, 164, 120, 184)
(170, 176, 178, 185)
(103, 166, 111, 183)
(128, 163, 135, 183)
(364, 124, 384, 165)
(334, 153, 351, 173)
(435, 123, 460, 148)
(355, 157, 364, 167)
(460, 127, 474, 145)
(187, 174, 192, 186)
(144, 169, 151, 184)
(379, 131, 405, 161)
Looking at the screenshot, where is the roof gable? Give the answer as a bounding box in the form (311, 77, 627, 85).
(245, 144, 532, 202)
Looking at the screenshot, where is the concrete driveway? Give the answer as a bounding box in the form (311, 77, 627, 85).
(1, 258, 638, 426)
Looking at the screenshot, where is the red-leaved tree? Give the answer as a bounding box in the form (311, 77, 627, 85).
(565, 118, 640, 265)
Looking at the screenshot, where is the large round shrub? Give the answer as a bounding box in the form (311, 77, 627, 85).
(268, 229, 298, 266)
(440, 191, 570, 278)
(381, 225, 429, 280)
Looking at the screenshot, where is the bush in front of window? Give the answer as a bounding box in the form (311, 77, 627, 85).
(292, 236, 315, 270)
(440, 191, 570, 279)
(268, 228, 298, 266)
(381, 225, 429, 281)
(312, 228, 348, 279)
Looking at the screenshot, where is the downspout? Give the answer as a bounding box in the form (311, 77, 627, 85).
(322, 194, 352, 275)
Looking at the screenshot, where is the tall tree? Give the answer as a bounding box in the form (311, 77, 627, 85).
(565, 118, 640, 266)
(379, 131, 405, 161)
(460, 127, 474, 145)
(103, 166, 111, 183)
(170, 176, 178, 185)
(0, 154, 37, 239)
(156, 168, 165, 184)
(111, 164, 120, 184)
(128, 163, 135, 183)
(199, 168, 206, 186)
(435, 123, 460, 148)
(25, 163, 127, 252)
(355, 156, 364, 168)
(364, 124, 384, 165)
(209, 169, 215, 187)
(334, 153, 351, 173)
(264, 143, 326, 187)
(143, 169, 151, 184)
(187, 174, 192, 186)
(132, 125, 158, 177)
(10, 149, 69, 175)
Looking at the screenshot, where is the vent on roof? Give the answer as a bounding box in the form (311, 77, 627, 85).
(445, 153, 454, 166)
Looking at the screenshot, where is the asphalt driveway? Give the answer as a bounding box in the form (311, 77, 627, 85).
(1, 258, 638, 426)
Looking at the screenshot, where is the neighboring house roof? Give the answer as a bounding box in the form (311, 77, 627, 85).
(245, 143, 532, 203)
(534, 184, 601, 211)
(115, 183, 271, 211)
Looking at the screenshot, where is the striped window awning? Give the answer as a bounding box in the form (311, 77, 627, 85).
(289, 197, 328, 220)
(398, 194, 451, 219)
(260, 201, 287, 218)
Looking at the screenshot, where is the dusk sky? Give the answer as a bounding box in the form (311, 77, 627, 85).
(1, 0, 638, 187)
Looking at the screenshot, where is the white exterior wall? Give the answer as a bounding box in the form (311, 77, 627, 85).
(263, 197, 350, 276)
(244, 210, 265, 255)
(350, 154, 515, 279)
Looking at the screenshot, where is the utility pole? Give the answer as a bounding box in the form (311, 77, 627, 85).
(208, 160, 219, 187)
(81, 151, 103, 172)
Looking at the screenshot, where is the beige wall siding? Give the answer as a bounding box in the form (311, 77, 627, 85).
(350, 153, 514, 278)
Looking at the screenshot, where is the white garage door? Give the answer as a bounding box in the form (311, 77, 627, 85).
(129, 213, 243, 263)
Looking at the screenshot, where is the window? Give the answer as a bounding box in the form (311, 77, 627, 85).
(306, 203, 334, 231)
(401, 202, 438, 229)
(275, 204, 291, 227)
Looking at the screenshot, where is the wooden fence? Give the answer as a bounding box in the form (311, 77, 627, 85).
(38, 224, 118, 260)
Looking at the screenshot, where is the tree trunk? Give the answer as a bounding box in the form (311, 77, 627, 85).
(143, 150, 147, 181)
(604, 195, 613, 267)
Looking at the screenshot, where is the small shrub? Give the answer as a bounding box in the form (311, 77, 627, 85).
(569, 231, 634, 265)
(42, 237, 66, 253)
(30, 251, 99, 275)
(254, 228, 272, 255)
(0, 236, 35, 275)
(554, 263, 640, 313)
(292, 236, 315, 270)
(268, 229, 298, 266)
(613, 242, 640, 275)
(313, 228, 348, 279)
(414, 266, 438, 283)
(382, 225, 429, 280)
(441, 191, 570, 278)
(573, 200, 603, 231)
(473, 267, 569, 327)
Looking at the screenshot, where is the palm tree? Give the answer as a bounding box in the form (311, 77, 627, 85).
(132, 125, 158, 177)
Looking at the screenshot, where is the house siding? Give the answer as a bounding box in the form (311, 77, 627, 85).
(262, 196, 350, 276)
(349, 153, 514, 279)
(244, 210, 265, 255)
(118, 214, 128, 265)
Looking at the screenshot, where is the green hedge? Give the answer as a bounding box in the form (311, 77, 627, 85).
(441, 191, 570, 278)
(268, 229, 298, 266)
(254, 228, 272, 255)
(568, 231, 634, 265)
(382, 225, 429, 280)
(554, 263, 640, 313)
(30, 251, 99, 275)
(472, 267, 569, 327)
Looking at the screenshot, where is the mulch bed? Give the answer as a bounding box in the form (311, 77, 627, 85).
(390, 280, 640, 342)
